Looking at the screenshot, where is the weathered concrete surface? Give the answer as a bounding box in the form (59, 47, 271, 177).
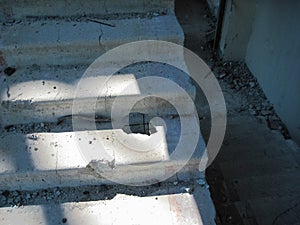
(0, 193, 213, 225)
(0, 15, 184, 67)
(0, 64, 195, 126)
(219, 0, 256, 60)
(0, 115, 206, 190)
(0, 0, 174, 22)
(0, 127, 169, 172)
(206, 0, 219, 17)
(245, 0, 300, 145)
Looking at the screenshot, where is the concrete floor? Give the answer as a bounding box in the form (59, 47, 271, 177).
(175, 0, 300, 224)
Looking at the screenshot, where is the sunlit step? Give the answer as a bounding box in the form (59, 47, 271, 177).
(0, 116, 206, 190)
(0, 192, 214, 225)
(0, 66, 196, 126)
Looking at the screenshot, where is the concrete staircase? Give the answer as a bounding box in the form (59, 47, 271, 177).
(0, 1, 215, 224)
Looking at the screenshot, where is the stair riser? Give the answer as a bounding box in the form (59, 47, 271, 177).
(1, 93, 196, 126)
(0, 161, 203, 191)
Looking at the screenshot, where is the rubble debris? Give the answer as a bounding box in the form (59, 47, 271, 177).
(212, 60, 291, 139)
(4, 67, 16, 76)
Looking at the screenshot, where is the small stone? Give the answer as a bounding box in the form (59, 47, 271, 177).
(196, 178, 206, 186)
(261, 110, 273, 116)
(14, 196, 21, 203)
(249, 81, 256, 88)
(267, 117, 282, 130)
(7, 198, 13, 204)
(180, 187, 190, 193)
(25, 193, 31, 200)
(2, 190, 10, 198)
(1, 195, 6, 202)
(218, 73, 227, 79)
(54, 190, 61, 197)
(62, 218, 67, 223)
(12, 191, 19, 197)
(4, 67, 16, 76)
(229, 83, 235, 89)
(249, 109, 257, 116)
(153, 12, 159, 16)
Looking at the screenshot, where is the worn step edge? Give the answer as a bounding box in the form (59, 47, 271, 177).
(1, 72, 196, 126)
(0, 15, 183, 67)
(0, 0, 174, 22)
(0, 192, 211, 225)
(0, 160, 205, 191)
(0, 116, 206, 190)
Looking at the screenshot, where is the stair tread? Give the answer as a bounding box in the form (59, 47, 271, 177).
(0, 192, 207, 225)
(0, 63, 196, 125)
(1, 15, 184, 67)
(0, 115, 206, 190)
(0, 0, 173, 21)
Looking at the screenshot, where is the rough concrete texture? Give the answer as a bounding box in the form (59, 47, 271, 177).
(0, 15, 184, 67)
(0, 0, 174, 22)
(0, 192, 212, 225)
(0, 115, 206, 190)
(219, 0, 256, 60)
(0, 62, 195, 126)
(0, 0, 216, 224)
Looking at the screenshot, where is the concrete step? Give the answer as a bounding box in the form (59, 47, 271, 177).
(0, 191, 214, 225)
(0, 64, 196, 126)
(0, 115, 206, 190)
(0, 15, 184, 68)
(0, 0, 174, 22)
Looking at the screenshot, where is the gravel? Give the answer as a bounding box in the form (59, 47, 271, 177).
(0, 181, 203, 208)
(212, 60, 291, 139)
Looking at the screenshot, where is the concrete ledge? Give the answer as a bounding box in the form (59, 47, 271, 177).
(0, 15, 183, 67)
(0, 193, 211, 225)
(0, 160, 204, 190)
(0, 0, 174, 22)
(0, 64, 195, 126)
(0, 115, 206, 190)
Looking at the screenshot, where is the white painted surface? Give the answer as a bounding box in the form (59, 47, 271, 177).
(0, 193, 208, 225)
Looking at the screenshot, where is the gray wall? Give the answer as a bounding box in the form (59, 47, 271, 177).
(219, 0, 256, 60)
(246, 0, 300, 144)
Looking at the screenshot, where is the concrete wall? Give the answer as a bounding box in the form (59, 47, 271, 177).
(245, 0, 300, 144)
(219, 0, 256, 60)
(206, 0, 220, 17)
